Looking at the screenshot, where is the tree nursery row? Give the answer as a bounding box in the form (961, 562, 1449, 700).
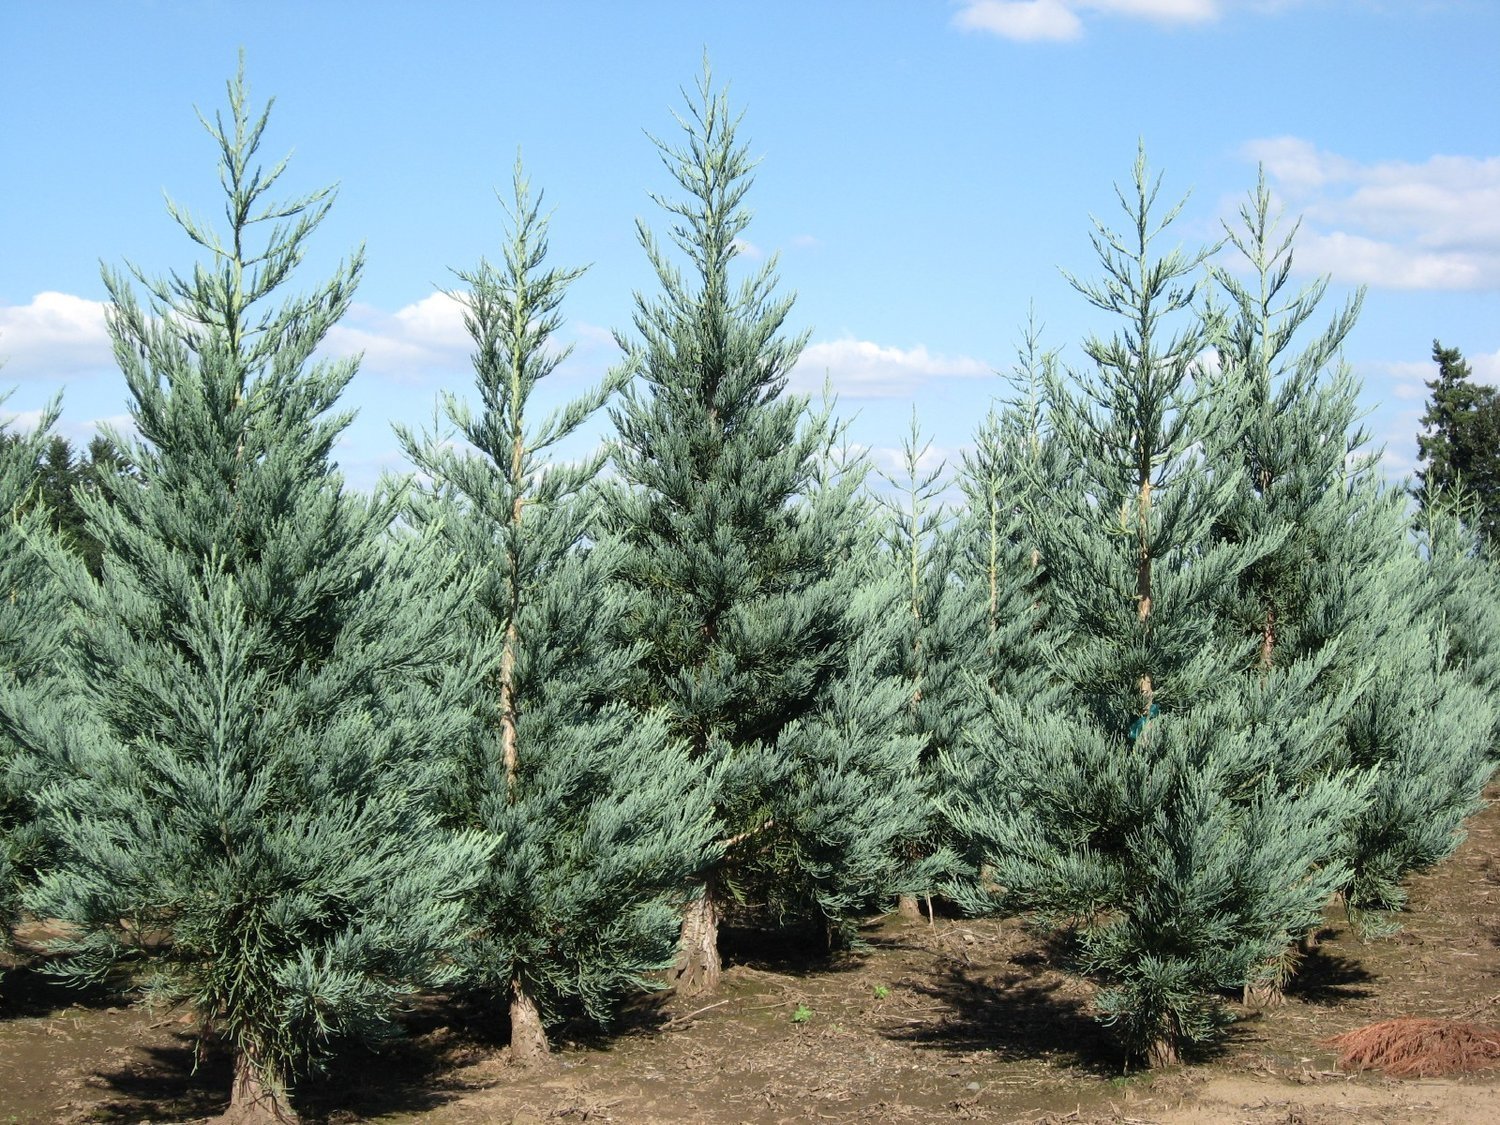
(1, 63, 1496, 1123)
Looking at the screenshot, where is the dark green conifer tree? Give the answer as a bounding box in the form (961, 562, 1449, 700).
(1415, 342, 1500, 547)
(398, 165, 715, 1064)
(608, 66, 926, 992)
(0, 69, 489, 1122)
(944, 152, 1363, 1066)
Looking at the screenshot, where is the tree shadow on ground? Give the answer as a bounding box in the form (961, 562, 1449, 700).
(82, 1000, 484, 1124)
(1284, 943, 1377, 1006)
(83, 1036, 229, 1124)
(882, 957, 1120, 1073)
(0, 956, 119, 1020)
(877, 925, 1125, 1074)
(716, 919, 872, 979)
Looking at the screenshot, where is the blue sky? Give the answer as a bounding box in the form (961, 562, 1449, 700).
(2, 1, 1497, 489)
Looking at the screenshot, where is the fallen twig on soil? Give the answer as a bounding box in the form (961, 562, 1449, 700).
(662, 999, 730, 1027)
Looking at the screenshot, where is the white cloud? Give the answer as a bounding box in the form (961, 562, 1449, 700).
(0, 408, 50, 434)
(954, 0, 1084, 41)
(953, 0, 1226, 41)
(1471, 348, 1500, 386)
(792, 338, 992, 398)
(1360, 359, 1431, 405)
(1089, 0, 1217, 19)
(0, 292, 113, 380)
(323, 295, 618, 385)
(869, 441, 958, 479)
(323, 293, 473, 383)
(1244, 138, 1500, 291)
(570, 321, 618, 351)
(732, 238, 764, 261)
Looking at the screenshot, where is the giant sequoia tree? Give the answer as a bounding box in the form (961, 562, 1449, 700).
(945, 152, 1363, 1066)
(608, 67, 926, 991)
(875, 412, 977, 920)
(951, 317, 1060, 710)
(0, 70, 489, 1122)
(398, 166, 715, 1063)
(0, 393, 65, 980)
(1204, 176, 1492, 942)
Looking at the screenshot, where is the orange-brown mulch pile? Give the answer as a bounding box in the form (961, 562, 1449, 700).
(1327, 1017, 1500, 1078)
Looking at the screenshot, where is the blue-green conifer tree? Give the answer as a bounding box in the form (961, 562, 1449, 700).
(951, 317, 1062, 710)
(945, 152, 1363, 1066)
(0, 69, 489, 1122)
(876, 412, 973, 921)
(397, 165, 715, 1064)
(1201, 174, 1379, 999)
(1208, 177, 1492, 939)
(0, 394, 65, 981)
(607, 66, 926, 992)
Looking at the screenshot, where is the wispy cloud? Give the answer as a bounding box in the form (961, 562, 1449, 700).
(955, 0, 1084, 41)
(1362, 358, 1432, 404)
(953, 0, 1229, 42)
(869, 441, 958, 480)
(792, 337, 993, 398)
(1245, 137, 1500, 291)
(0, 292, 113, 380)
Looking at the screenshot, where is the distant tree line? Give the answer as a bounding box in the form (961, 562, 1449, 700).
(0, 60, 1494, 1122)
(0, 430, 131, 578)
(1414, 340, 1500, 548)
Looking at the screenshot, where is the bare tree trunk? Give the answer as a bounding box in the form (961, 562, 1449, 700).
(1254, 601, 1300, 1006)
(897, 893, 923, 921)
(1146, 1030, 1180, 1068)
(509, 976, 550, 1066)
(218, 1047, 296, 1124)
(501, 428, 525, 798)
(671, 877, 722, 996)
(1243, 979, 1286, 1008)
(499, 622, 519, 795)
(1136, 478, 1153, 624)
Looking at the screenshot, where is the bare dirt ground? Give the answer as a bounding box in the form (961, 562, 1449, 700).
(4, 790, 1499, 1124)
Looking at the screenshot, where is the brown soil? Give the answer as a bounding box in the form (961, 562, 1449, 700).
(4, 792, 1500, 1125)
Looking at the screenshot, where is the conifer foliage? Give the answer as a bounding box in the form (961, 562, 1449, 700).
(875, 412, 973, 919)
(0, 69, 490, 1122)
(1206, 170, 1369, 683)
(950, 319, 1058, 710)
(945, 151, 1363, 1066)
(608, 65, 925, 991)
(0, 394, 65, 978)
(398, 166, 715, 1063)
(1203, 176, 1492, 938)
